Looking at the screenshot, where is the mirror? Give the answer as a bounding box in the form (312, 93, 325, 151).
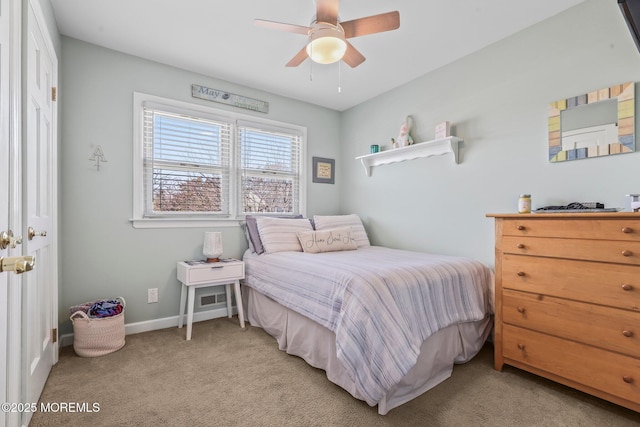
(548, 82, 635, 162)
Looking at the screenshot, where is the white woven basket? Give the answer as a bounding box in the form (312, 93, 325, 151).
(70, 297, 126, 357)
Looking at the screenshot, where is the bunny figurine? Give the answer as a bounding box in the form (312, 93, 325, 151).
(397, 115, 414, 147)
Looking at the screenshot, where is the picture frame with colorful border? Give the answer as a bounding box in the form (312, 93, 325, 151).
(312, 157, 335, 184)
(548, 82, 635, 162)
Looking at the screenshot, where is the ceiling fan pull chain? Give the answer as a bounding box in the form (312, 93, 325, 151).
(337, 61, 342, 93)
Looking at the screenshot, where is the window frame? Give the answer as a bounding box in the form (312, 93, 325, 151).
(131, 92, 307, 229)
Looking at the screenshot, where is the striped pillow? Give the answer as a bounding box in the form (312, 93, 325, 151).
(313, 214, 370, 248)
(256, 217, 313, 254)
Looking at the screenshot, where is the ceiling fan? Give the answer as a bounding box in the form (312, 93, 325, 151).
(254, 0, 400, 68)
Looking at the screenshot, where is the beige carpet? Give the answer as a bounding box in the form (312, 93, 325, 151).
(30, 317, 640, 427)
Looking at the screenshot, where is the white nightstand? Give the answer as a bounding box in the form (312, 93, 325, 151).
(177, 260, 245, 340)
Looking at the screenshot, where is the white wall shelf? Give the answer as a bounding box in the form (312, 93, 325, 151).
(355, 136, 462, 177)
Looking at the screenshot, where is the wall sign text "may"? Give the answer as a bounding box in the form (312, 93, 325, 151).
(191, 84, 269, 113)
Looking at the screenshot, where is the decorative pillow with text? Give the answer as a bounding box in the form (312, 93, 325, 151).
(296, 227, 358, 254)
(313, 214, 370, 248)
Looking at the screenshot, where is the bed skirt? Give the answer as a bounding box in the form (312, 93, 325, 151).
(243, 286, 492, 415)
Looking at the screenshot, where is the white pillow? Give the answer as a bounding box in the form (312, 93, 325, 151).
(256, 217, 313, 254)
(296, 227, 358, 254)
(313, 214, 370, 248)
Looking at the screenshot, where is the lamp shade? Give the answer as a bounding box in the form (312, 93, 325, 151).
(203, 232, 223, 262)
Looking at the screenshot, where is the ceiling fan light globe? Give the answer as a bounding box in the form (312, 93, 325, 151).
(306, 36, 347, 64)
(306, 21, 347, 66)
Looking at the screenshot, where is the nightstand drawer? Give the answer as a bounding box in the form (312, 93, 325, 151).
(187, 263, 244, 284)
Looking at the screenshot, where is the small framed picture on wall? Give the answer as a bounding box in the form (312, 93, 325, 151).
(312, 157, 335, 184)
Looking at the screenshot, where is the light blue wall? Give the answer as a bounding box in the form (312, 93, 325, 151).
(58, 0, 640, 334)
(339, 0, 640, 266)
(58, 37, 341, 333)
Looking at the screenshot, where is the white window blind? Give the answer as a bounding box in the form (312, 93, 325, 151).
(237, 121, 302, 215)
(142, 103, 232, 217)
(133, 93, 306, 228)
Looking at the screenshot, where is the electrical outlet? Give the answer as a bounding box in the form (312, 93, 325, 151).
(148, 288, 158, 303)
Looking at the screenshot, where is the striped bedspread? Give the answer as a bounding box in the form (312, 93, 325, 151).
(243, 246, 494, 405)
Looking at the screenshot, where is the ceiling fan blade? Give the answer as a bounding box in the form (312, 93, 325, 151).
(254, 19, 310, 36)
(285, 46, 309, 67)
(341, 11, 400, 39)
(342, 42, 365, 68)
(316, 0, 339, 25)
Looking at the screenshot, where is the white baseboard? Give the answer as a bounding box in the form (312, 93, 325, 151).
(60, 306, 237, 348)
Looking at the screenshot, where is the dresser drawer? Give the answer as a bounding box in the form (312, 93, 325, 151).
(503, 324, 640, 405)
(501, 218, 640, 241)
(501, 254, 640, 310)
(184, 263, 244, 284)
(503, 289, 640, 358)
(501, 236, 640, 265)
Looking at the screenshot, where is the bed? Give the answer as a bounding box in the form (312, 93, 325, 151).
(241, 214, 494, 415)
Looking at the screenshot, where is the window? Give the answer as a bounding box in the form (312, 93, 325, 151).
(132, 93, 306, 228)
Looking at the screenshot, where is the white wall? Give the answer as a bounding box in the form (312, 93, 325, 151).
(339, 0, 640, 266)
(59, 37, 341, 333)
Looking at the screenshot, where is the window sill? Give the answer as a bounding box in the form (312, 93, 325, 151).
(130, 218, 242, 229)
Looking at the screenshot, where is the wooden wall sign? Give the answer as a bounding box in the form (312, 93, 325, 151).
(192, 84, 269, 113)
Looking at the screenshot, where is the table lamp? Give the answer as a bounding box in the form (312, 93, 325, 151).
(203, 232, 223, 263)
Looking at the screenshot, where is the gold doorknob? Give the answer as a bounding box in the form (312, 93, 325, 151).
(0, 255, 35, 274)
(27, 227, 47, 241)
(0, 230, 20, 249)
(0, 230, 12, 250)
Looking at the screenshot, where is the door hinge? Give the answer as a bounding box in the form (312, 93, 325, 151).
(51, 87, 57, 102)
(51, 328, 57, 343)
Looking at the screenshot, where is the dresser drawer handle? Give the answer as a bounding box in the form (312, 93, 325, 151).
(517, 243, 525, 249)
(210, 265, 225, 269)
(622, 284, 634, 291)
(622, 250, 633, 257)
(623, 376, 634, 384)
(623, 330, 634, 338)
(622, 227, 633, 234)
(517, 343, 525, 350)
(517, 271, 526, 277)
(517, 307, 526, 314)
(517, 225, 526, 231)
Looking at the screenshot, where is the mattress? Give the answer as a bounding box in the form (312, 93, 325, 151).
(245, 286, 492, 414)
(242, 246, 494, 412)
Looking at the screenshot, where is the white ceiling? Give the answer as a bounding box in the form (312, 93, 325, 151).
(50, 0, 585, 111)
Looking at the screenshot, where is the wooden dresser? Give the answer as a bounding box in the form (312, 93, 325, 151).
(487, 213, 640, 412)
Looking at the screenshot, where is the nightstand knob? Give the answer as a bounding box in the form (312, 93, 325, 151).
(517, 243, 525, 249)
(623, 376, 634, 384)
(622, 284, 633, 291)
(517, 225, 525, 231)
(622, 227, 633, 234)
(517, 271, 526, 277)
(623, 330, 633, 338)
(622, 250, 633, 257)
(517, 306, 525, 314)
(517, 343, 525, 350)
